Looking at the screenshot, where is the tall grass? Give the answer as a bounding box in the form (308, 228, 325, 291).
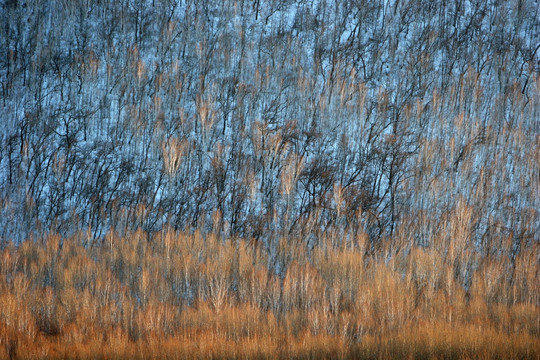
(0, 228, 537, 359)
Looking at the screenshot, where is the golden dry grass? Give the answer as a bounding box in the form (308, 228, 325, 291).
(0, 230, 538, 359)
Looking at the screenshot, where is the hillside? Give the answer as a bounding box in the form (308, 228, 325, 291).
(0, 0, 539, 358)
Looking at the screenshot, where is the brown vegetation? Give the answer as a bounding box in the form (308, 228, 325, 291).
(0, 228, 537, 359)
(0, 0, 539, 358)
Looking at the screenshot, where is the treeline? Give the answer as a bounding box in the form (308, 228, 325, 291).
(1, 0, 538, 249)
(0, 230, 538, 359)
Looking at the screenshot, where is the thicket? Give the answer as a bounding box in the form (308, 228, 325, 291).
(0, 230, 538, 359)
(0, 0, 538, 358)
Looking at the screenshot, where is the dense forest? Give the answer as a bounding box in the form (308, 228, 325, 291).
(0, 0, 539, 358)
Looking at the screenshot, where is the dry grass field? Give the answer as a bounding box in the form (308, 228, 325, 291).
(0, 229, 537, 359)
